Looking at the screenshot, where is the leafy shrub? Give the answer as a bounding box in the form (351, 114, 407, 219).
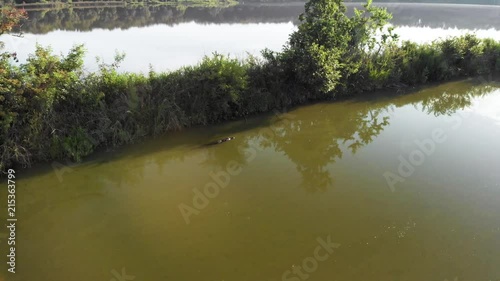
(283, 0, 395, 97)
(165, 53, 249, 125)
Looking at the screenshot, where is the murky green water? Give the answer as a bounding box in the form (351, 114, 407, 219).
(1, 79, 500, 281)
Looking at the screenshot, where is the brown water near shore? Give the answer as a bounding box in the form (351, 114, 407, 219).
(1, 78, 499, 281)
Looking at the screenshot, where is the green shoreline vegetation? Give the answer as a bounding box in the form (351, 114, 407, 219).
(1, 0, 500, 172)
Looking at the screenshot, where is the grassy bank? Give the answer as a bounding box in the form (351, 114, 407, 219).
(1, 0, 500, 172)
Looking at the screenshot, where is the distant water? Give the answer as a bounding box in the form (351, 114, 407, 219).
(2, 2, 500, 72)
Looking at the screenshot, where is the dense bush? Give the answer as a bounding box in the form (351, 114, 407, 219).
(1, 1, 500, 171)
(282, 0, 396, 97)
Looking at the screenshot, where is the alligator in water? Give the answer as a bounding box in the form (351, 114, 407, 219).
(203, 137, 235, 146)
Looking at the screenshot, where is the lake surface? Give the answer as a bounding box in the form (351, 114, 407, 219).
(1, 2, 500, 281)
(2, 2, 500, 72)
(1, 78, 500, 281)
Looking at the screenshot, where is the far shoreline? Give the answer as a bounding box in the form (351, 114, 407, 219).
(13, 0, 238, 11)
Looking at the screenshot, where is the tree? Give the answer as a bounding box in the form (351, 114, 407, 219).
(0, 6, 27, 58)
(283, 0, 396, 97)
(0, 6, 27, 36)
